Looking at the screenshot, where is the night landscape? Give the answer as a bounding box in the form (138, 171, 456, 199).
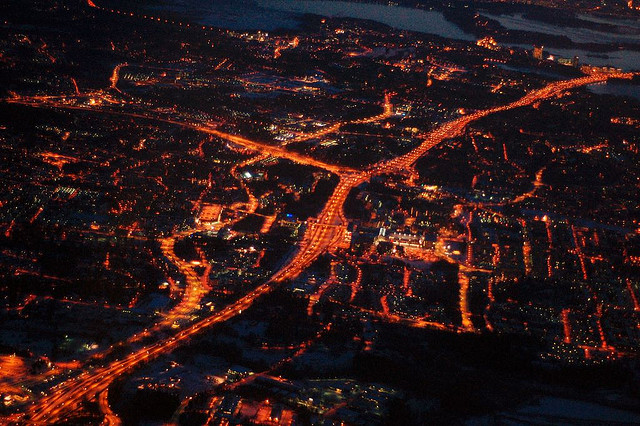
(1, 0, 640, 424)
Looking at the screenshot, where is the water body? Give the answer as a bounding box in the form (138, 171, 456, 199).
(484, 12, 640, 45)
(159, 1, 639, 70)
(511, 44, 640, 71)
(496, 64, 567, 80)
(588, 81, 640, 102)
(482, 12, 640, 70)
(153, 0, 301, 31)
(544, 46, 640, 71)
(158, 0, 474, 39)
(259, 0, 475, 41)
(577, 13, 640, 31)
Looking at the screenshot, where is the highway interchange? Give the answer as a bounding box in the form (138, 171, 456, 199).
(6, 68, 632, 424)
(2, 1, 637, 422)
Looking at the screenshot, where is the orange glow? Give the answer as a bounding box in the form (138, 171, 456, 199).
(13, 56, 634, 423)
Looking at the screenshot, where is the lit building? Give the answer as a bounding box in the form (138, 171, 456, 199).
(196, 203, 222, 227)
(476, 36, 499, 50)
(557, 56, 580, 68)
(533, 45, 544, 60)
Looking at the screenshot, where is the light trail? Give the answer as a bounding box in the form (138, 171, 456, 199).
(349, 262, 362, 303)
(157, 231, 211, 328)
(401, 267, 412, 298)
(458, 271, 475, 332)
(561, 308, 572, 344)
(380, 295, 390, 316)
(307, 263, 337, 316)
(98, 390, 121, 426)
(228, 153, 269, 220)
(626, 279, 640, 313)
(109, 63, 127, 93)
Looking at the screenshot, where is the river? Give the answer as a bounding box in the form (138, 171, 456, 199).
(154, 0, 474, 39)
(484, 12, 640, 45)
(156, 1, 639, 71)
(259, 0, 474, 41)
(588, 81, 640, 102)
(511, 44, 640, 72)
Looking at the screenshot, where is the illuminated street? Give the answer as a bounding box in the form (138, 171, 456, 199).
(2, 0, 640, 424)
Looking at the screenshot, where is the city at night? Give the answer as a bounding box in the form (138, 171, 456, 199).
(1, 0, 640, 424)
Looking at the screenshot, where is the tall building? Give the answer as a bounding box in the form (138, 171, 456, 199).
(533, 45, 544, 60)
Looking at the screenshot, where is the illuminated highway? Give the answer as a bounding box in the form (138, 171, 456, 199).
(5, 51, 635, 424)
(6, 96, 357, 177)
(157, 231, 211, 328)
(19, 169, 366, 423)
(229, 153, 270, 217)
(372, 72, 635, 175)
(98, 390, 121, 426)
(283, 92, 393, 146)
(109, 63, 127, 94)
